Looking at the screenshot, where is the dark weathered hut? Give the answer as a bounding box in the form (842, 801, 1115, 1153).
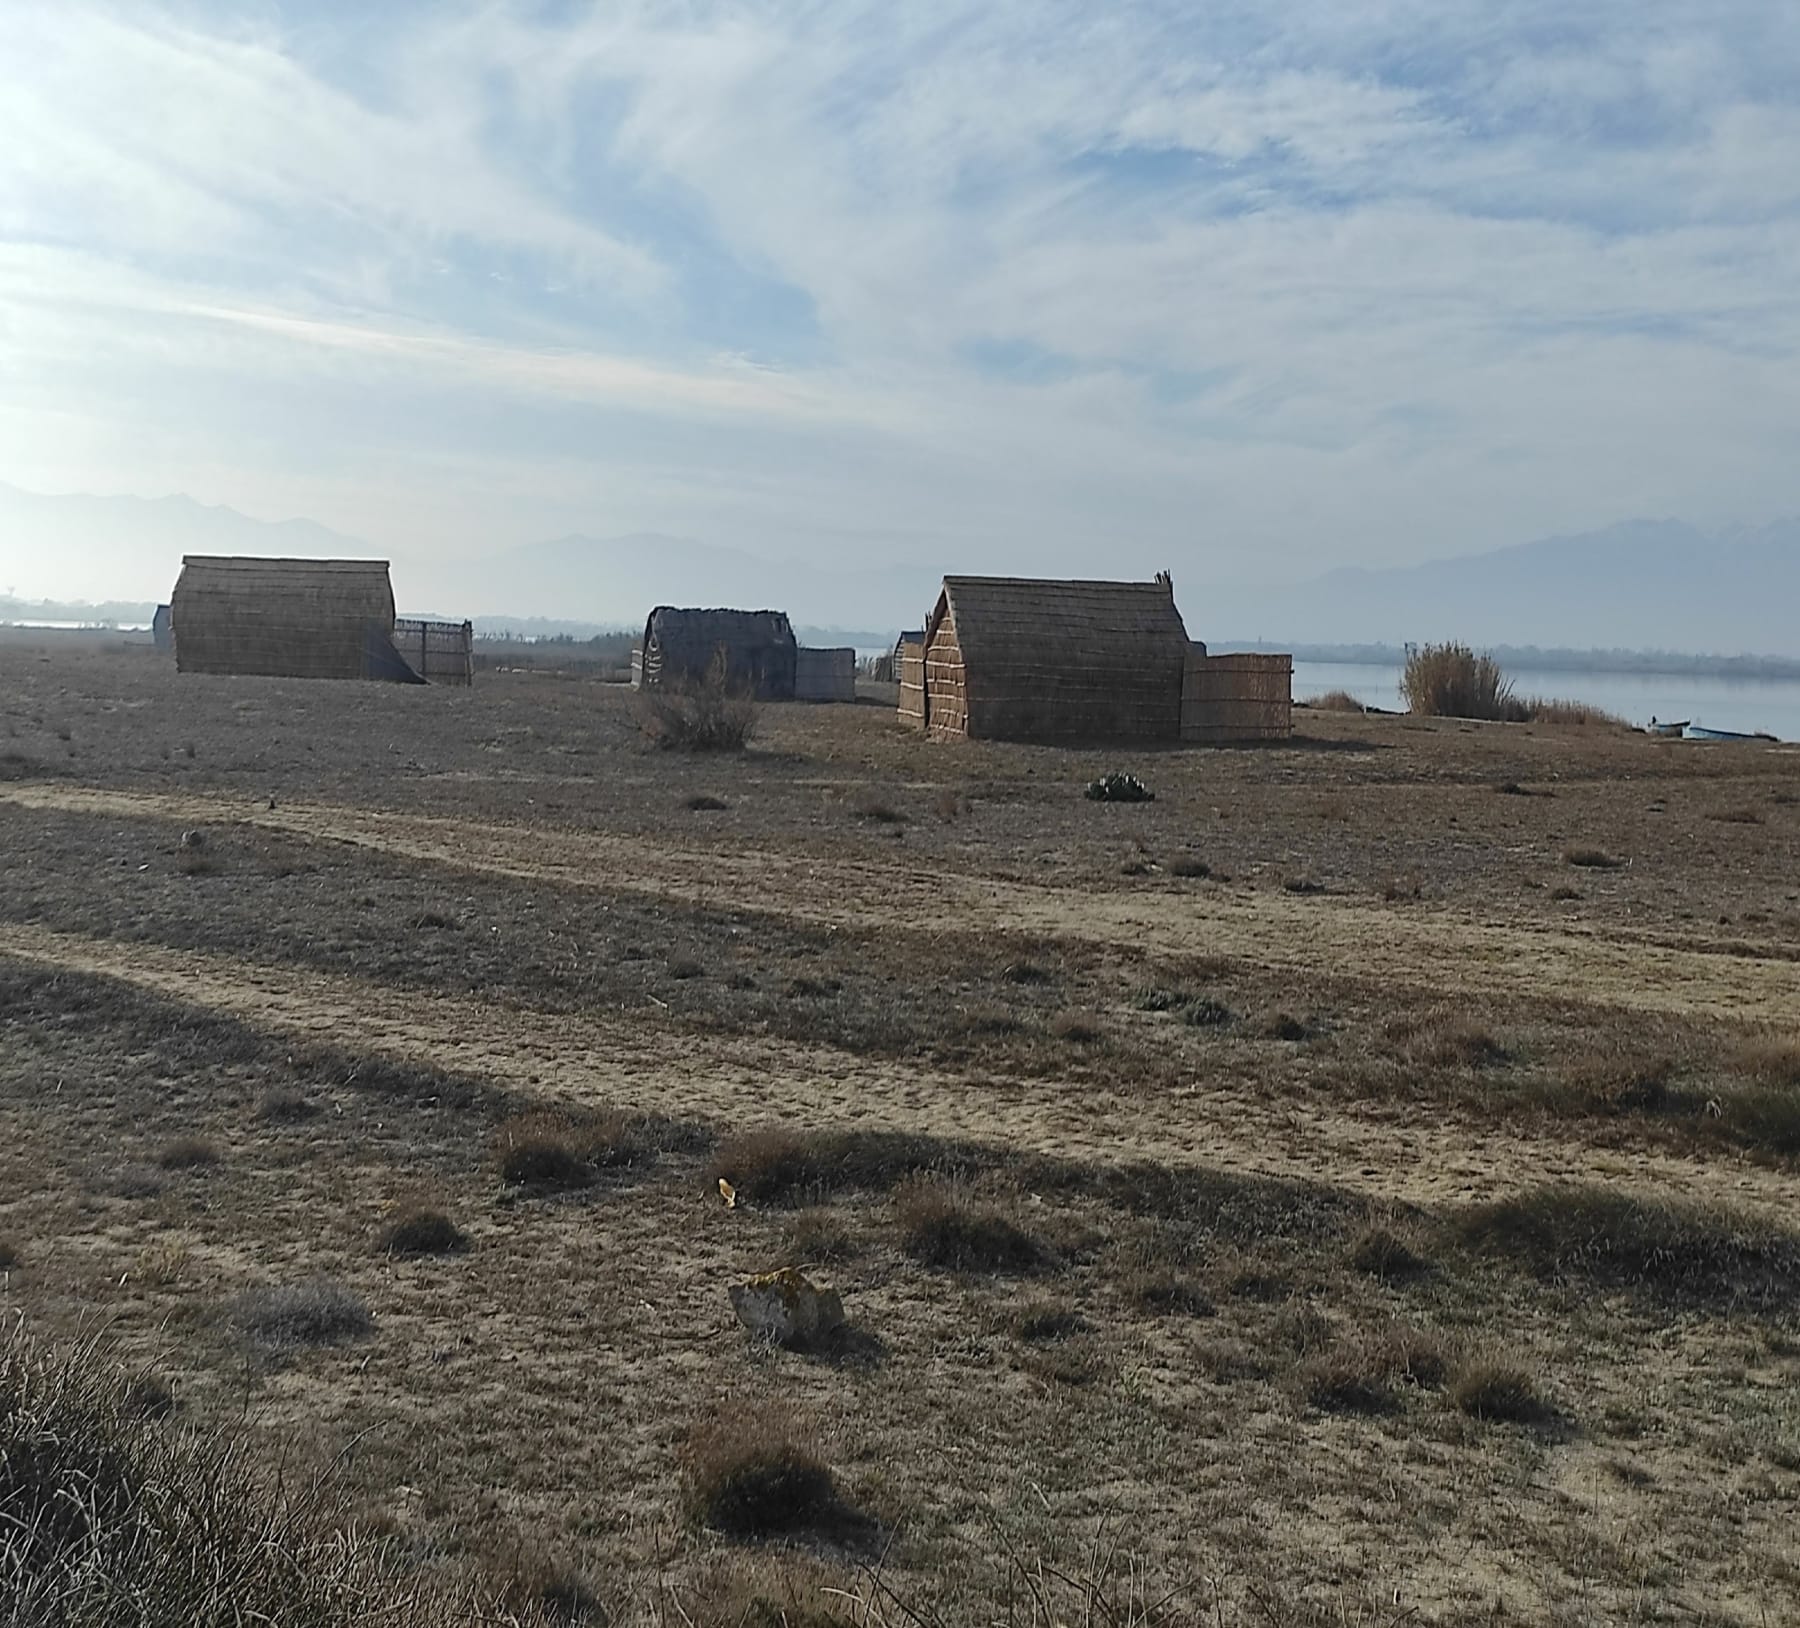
(637, 607, 796, 700)
(794, 646, 856, 703)
(919, 576, 1191, 741)
(391, 618, 474, 686)
(170, 557, 423, 682)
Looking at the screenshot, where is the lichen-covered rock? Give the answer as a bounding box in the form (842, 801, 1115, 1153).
(729, 1267, 845, 1350)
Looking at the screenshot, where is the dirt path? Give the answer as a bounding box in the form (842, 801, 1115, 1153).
(7, 781, 1797, 1023)
(3, 919, 1792, 1221)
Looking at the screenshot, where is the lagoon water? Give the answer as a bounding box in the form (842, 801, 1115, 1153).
(1294, 661, 1800, 742)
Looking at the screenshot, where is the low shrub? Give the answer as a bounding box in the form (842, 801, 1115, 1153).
(255, 1087, 320, 1123)
(0, 1240, 17, 1270)
(1455, 1185, 1800, 1307)
(685, 793, 730, 812)
(495, 1108, 650, 1191)
(1121, 1269, 1212, 1318)
(1347, 1223, 1430, 1282)
(1006, 1302, 1089, 1343)
(894, 1179, 1056, 1275)
(849, 793, 907, 824)
(1311, 690, 1365, 713)
(502, 1558, 607, 1623)
(1130, 986, 1190, 1013)
(1297, 1345, 1396, 1415)
(1401, 643, 1525, 722)
(683, 1408, 860, 1542)
(1169, 856, 1211, 878)
(1048, 1011, 1106, 1044)
(1450, 1360, 1550, 1424)
(709, 1127, 952, 1207)
(1565, 847, 1625, 869)
(1521, 698, 1632, 728)
(782, 1209, 858, 1264)
(1179, 997, 1233, 1028)
(157, 1136, 220, 1170)
(381, 1207, 469, 1258)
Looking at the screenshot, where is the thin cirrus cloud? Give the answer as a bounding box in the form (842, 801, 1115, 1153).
(0, 0, 1796, 593)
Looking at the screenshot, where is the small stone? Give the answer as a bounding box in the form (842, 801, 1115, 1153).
(729, 1267, 845, 1350)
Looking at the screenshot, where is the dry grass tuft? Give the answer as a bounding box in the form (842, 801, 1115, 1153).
(781, 1209, 858, 1265)
(1347, 1223, 1431, 1282)
(1706, 806, 1764, 825)
(685, 793, 730, 812)
(850, 792, 907, 824)
(1006, 1301, 1089, 1343)
(1048, 1011, 1106, 1045)
(709, 1127, 949, 1207)
(495, 1107, 651, 1191)
(684, 1407, 863, 1543)
(1402, 643, 1525, 722)
(1450, 1360, 1550, 1424)
(894, 1179, 1057, 1275)
(156, 1136, 220, 1170)
(1120, 1268, 1212, 1318)
(381, 1207, 470, 1258)
(1565, 847, 1625, 869)
(0, 1328, 459, 1626)
(1178, 996, 1233, 1028)
(0, 1240, 17, 1271)
(228, 1279, 374, 1352)
(1386, 1011, 1508, 1069)
(255, 1087, 320, 1123)
(1522, 698, 1632, 728)
(1169, 855, 1211, 878)
(502, 1558, 607, 1623)
(1310, 690, 1366, 713)
(1731, 1037, 1800, 1089)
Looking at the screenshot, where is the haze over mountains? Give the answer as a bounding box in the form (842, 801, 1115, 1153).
(3, 481, 1797, 659)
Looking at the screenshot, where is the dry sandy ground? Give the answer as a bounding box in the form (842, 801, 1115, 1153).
(3, 645, 1799, 1625)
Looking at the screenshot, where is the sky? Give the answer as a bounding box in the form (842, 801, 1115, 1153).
(2, 0, 1798, 604)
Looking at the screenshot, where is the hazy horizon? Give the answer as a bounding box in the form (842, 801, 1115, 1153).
(3, 2, 1798, 624)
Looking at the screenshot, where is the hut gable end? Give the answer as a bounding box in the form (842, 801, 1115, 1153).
(922, 576, 1190, 742)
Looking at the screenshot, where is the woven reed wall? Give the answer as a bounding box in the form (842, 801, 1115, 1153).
(171, 557, 397, 680)
(896, 636, 926, 727)
(924, 618, 968, 737)
(794, 646, 857, 702)
(640, 607, 797, 700)
(391, 618, 474, 686)
(924, 576, 1189, 742)
(1181, 650, 1293, 742)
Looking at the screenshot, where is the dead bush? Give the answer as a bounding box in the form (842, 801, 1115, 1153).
(1732, 1037, 1800, 1090)
(1120, 1269, 1213, 1318)
(1169, 856, 1211, 878)
(685, 793, 730, 812)
(501, 1557, 607, 1623)
(709, 1128, 949, 1207)
(1297, 1345, 1397, 1415)
(849, 792, 907, 824)
(1386, 1011, 1508, 1069)
(894, 1179, 1056, 1274)
(1048, 1011, 1106, 1045)
(255, 1087, 320, 1123)
(1311, 690, 1365, 713)
(637, 652, 758, 752)
(1006, 1301, 1089, 1343)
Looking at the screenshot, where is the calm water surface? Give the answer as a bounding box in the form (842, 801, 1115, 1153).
(1294, 662, 1800, 742)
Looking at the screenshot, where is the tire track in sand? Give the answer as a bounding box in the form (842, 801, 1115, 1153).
(5, 781, 1797, 1023)
(2, 920, 1793, 1220)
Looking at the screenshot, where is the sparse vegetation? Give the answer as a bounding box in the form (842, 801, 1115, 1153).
(1347, 1223, 1430, 1281)
(495, 1107, 652, 1190)
(1169, 855, 1211, 878)
(1401, 643, 1525, 722)
(1521, 698, 1632, 728)
(685, 793, 730, 812)
(157, 1135, 220, 1169)
(1565, 846, 1625, 868)
(782, 1209, 858, 1264)
(894, 1178, 1056, 1274)
(1310, 690, 1365, 713)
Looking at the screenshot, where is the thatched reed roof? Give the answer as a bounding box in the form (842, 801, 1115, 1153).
(641, 606, 797, 700)
(171, 556, 414, 682)
(926, 575, 1190, 741)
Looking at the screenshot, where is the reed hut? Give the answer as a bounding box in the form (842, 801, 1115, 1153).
(391, 618, 475, 686)
(895, 631, 926, 727)
(919, 576, 1191, 741)
(637, 607, 796, 700)
(794, 646, 857, 703)
(170, 557, 424, 682)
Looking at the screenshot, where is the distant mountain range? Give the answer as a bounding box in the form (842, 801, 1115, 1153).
(4, 480, 1798, 659)
(1205, 519, 1800, 658)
